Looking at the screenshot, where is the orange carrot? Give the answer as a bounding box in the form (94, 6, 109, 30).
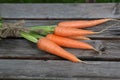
(37, 37, 82, 62)
(58, 19, 112, 28)
(68, 36, 91, 40)
(46, 34, 95, 50)
(54, 27, 98, 37)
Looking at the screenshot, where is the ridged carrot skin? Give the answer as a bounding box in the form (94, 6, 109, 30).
(68, 36, 91, 40)
(54, 27, 96, 37)
(37, 37, 81, 62)
(46, 34, 94, 50)
(58, 19, 111, 28)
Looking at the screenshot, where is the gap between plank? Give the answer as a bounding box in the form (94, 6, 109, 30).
(0, 57, 120, 62)
(2, 18, 119, 20)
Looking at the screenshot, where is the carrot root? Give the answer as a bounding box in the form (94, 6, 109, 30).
(110, 19, 120, 22)
(93, 22, 120, 34)
(58, 18, 112, 28)
(93, 48, 102, 55)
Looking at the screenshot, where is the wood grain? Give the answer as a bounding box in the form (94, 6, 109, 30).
(0, 39, 120, 60)
(0, 4, 120, 79)
(0, 3, 120, 19)
(0, 60, 120, 79)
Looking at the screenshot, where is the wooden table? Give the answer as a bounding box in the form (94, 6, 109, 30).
(0, 3, 120, 80)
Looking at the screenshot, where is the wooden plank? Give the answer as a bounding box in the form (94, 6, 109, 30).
(113, 3, 120, 15)
(0, 3, 120, 19)
(2, 19, 120, 39)
(0, 78, 119, 80)
(0, 60, 120, 79)
(0, 39, 120, 60)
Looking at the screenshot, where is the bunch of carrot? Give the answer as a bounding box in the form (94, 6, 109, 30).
(21, 18, 114, 62)
(0, 18, 118, 62)
(0, 18, 115, 62)
(21, 18, 113, 63)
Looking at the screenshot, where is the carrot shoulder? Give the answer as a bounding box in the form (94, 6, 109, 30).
(37, 37, 81, 62)
(58, 19, 111, 28)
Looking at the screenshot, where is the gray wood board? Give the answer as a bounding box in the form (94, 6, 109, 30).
(2, 19, 120, 39)
(0, 39, 120, 60)
(0, 60, 120, 79)
(0, 3, 120, 19)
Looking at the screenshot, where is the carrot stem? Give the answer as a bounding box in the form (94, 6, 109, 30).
(0, 23, 2, 28)
(20, 31, 42, 43)
(30, 25, 55, 31)
(29, 31, 42, 39)
(30, 26, 55, 35)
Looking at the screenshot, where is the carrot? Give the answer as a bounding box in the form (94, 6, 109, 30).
(37, 37, 84, 63)
(46, 34, 96, 50)
(68, 36, 91, 40)
(29, 19, 116, 37)
(21, 31, 82, 62)
(54, 27, 98, 37)
(58, 19, 112, 28)
(55, 23, 117, 37)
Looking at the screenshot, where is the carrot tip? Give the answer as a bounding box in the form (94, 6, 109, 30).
(84, 37, 91, 40)
(87, 38, 91, 40)
(110, 18, 118, 21)
(79, 60, 88, 64)
(98, 22, 120, 34)
(106, 18, 114, 20)
(93, 48, 102, 55)
(111, 19, 120, 23)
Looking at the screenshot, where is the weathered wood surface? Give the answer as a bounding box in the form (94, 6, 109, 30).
(3, 19, 120, 39)
(0, 3, 120, 79)
(0, 3, 120, 19)
(0, 39, 120, 60)
(0, 60, 120, 79)
(0, 3, 119, 60)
